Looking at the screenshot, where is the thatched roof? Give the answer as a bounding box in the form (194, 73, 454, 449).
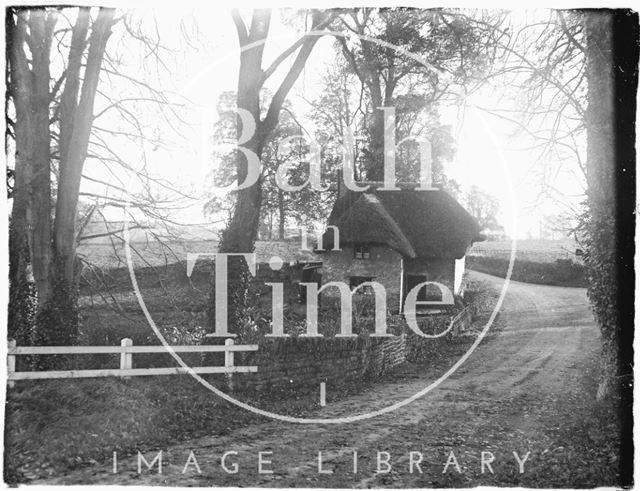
(320, 187, 483, 259)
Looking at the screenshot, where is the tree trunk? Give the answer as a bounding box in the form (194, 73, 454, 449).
(28, 15, 54, 307)
(9, 10, 55, 306)
(365, 83, 385, 181)
(208, 9, 329, 337)
(7, 9, 54, 346)
(584, 11, 617, 400)
(7, 12, 35, 344)
(584, 7, 637, 410)
(584, 11, 637, 487)
(210, 138, 265, 336)
(7, 8, 115, 360)
(33, 8, 115, 354)
(352, 49, 393, 181)
(54, 7, 114, 287)
(8, 218, 35, 346)
(267, 211, 273, 240)
(278, 188, 285, 240)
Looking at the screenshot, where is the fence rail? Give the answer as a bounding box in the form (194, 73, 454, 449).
(7, 338, 258, 387)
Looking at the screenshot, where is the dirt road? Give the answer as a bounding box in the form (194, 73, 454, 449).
(37, 272, 602, 487)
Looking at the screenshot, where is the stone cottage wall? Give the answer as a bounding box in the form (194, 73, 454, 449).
(404, 258, 455, 288)
(319, 245, 403, 312)
(403, 257, 456, 304)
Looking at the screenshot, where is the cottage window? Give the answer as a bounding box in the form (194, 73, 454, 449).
(353, 245, 371, 259)
(349, 276, 374, 294)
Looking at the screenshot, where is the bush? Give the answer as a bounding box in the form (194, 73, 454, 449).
(462, 276, 501, 318)
(467, 256, 587, 287)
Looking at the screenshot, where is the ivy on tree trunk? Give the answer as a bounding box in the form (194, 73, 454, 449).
(7, 7, 115, 363)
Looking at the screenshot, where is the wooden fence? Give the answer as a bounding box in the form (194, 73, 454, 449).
(7, 338, 258, 387)
(450, 305, 473, 335)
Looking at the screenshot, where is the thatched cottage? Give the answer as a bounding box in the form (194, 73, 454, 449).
(317, 183, 483, 313)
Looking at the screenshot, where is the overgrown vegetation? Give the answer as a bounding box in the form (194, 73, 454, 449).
(580, 12, 632, 408)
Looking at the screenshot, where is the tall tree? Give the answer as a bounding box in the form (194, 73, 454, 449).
(310, 57, 458, 192)
(583, 11, 636, 486)
(7, 7, 116, 350)
(333, 8, 505, 180)
(7, 7, 186, 351)
(308, 61, 368, 180)
(583, 10, 636, 399)
(463, 185, 500, 230)
(208, 9, 335, 335)
(259, 108, 331, 239)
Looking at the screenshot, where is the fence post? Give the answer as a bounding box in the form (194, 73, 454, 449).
(121, 338, 133, 378)
(225, 338, 234, 391)
(8, 339, 16, 388)
(224, 338, 234, 368)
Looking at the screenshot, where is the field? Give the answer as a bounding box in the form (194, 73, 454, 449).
(470, 239, 581, 263)
(78, 238, 317, 271)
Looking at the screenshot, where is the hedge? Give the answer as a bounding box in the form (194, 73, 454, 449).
(467, 256, 588, 288)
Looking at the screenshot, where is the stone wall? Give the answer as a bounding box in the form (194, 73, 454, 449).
(227, 304, 476, 395)
(233, 335, 406, 394)
(403, 307, 473, 363)
(319, 245, 403, 312)
(404, 331, 454, 364)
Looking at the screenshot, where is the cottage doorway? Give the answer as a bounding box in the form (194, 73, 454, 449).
(405, 275, 428, 302)
(300, 264, 322, 304)
(404, 275, 444, 304)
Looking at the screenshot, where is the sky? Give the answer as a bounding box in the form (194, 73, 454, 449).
(89, 7, 587, 240)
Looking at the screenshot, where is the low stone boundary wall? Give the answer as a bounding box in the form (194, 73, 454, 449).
(234, 335, 406, 393)
(405, 306, 474, 363)
(228, 303, 478, 393)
